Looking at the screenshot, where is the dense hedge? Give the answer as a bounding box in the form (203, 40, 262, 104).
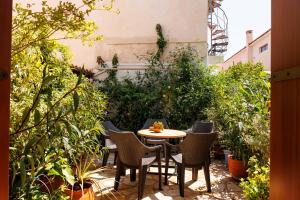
(208, 63, 270, 161)
(98, 47, 216, 132)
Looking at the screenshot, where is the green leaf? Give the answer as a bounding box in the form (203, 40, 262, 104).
(48, 169, 61, 176)
(34, 109, 41, 125)
(62, 166, 75, 186)
(73, 91, 80, 111)
(60, 119, 72, 134)
(63, 137, 72, 151)
(37, 144, 44, 156)
(76, 71, 83, 85)
(70, 124, 82, 136)
(20, 160, 26, 189)
(45, 153, 56, 162)
(21, 106, 31, 128)
(23, 137, 37, 155)
(32, 93, 40, 110)
(27, 154, 35, 177)
(42, 65, 47, 79)
(46, 97, 52, 108)
(11, 163, 17, 187)
(9, 147, 17, 151)
(42, 75, 56, 87)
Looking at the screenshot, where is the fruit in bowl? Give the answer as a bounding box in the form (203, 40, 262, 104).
(152, 121, 164, 133)
(153, 128, 161, 133)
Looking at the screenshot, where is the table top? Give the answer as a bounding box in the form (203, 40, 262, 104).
(137, 129, 186, 139)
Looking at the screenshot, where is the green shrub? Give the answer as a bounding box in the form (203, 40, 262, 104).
(240, 156, 270, 200)
(10, 1, 110, 198)
(98, 46, 215, 132)
(208, 63, 270, 161)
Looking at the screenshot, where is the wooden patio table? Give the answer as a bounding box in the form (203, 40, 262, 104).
(137, 129, 186, 140)
(137, 129, 186, 176)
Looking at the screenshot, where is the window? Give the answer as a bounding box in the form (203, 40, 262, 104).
(259, 44, 268, 53)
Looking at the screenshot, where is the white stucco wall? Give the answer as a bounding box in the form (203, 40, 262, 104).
(16, 0, 209, 73)
(88, 0, 209, 71)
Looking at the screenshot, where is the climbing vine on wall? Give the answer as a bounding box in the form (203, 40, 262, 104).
(155, 24, 167, 60)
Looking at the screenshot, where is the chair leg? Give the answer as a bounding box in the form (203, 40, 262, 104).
(138, 166, 147, 200)
(113, 151, 118, 165)
(178, 164, 185, 197)
(130, 168, 136, 182)
(176, 166, 179, 185)
(157, 151, 162, 190)
(162, 143, 167, 159)
(164, 150, 170, 185)
(102, 151, 109, 167)
(192, 167, 199, 181)
(204, 160, 211, 193)
(114, 159, 122, 191)
(120, 164, 126, 176)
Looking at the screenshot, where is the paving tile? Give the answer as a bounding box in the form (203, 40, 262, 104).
(91, 157, 244, 200)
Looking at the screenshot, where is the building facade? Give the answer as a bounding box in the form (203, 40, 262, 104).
(16, 0, 229, 77)
(221, 29, 271, 71)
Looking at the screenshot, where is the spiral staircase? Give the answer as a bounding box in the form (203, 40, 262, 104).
(208, 0, 229, 56)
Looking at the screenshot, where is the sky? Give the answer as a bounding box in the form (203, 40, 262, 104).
(221, 0, 271, 59)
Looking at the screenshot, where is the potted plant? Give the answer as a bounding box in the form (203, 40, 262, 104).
(61, 125, 103, 200)
(62, 156, 96, 200)
(222, 114, 269, 180)
(222, 124, 249, 180)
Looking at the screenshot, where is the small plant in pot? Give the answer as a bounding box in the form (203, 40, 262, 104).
(62, 155, 97, 200)
(222, 124, 249, 180)
(61, 147, 118, 200)
(222, 117, 269, 180)
(61, 125, 103, 200)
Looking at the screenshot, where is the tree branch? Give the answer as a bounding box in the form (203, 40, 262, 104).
(13, 84, 80, 135)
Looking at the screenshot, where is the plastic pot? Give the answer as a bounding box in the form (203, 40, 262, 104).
(223, 150, 231, 168)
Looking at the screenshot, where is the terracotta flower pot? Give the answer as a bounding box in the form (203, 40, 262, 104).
(64, 182, 95, 200)
(228, 155, 248, 180)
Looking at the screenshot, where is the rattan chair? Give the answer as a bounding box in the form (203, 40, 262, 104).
(110, 130, 162, 200)
(164, 132, 217, 197)
(186, 121, 214, 134)
(101, 121, 121, 166)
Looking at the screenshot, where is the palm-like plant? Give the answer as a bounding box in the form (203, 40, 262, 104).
(61, 126, 102, 199)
